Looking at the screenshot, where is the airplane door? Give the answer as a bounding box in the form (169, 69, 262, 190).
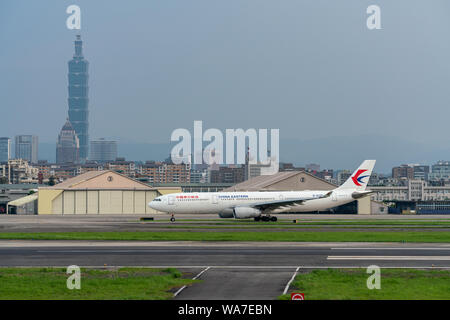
(332, 192, 337, 201)
(168, 196, 175, 205)
(212, 195, 219, 204)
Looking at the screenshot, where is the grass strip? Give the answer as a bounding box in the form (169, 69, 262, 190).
(0, 267, 195, 300)
(279, 268, 450, 300)
(0, 231, 449, 242)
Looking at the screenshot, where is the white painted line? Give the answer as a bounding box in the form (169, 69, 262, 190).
(327, 256, 450, 261)
(172, 286, 187, 297)
(173, 266, 210, 297)
(331, 248, 450, 250)
(36, 250, 177, 253)
(192, 266, 211, 280)
(3, 265, 450, 269)
(283, 266, 300, 295)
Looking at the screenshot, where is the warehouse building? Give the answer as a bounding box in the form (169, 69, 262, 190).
(0, 184, 39, 214)
(38, 170, 180, 214)
(7, 193, 38, 214)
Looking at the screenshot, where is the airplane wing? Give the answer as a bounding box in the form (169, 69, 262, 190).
(244, 191, 333, 212)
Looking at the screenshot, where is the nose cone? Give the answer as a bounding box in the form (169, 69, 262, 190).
(148, 200, 158, 210)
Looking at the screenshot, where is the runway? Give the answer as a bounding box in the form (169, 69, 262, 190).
(1, 214, 449, 299)
(1, 240, 449, 299)
(1, 214, 450, 233)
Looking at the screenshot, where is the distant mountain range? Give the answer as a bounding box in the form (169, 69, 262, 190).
(37, 135, 450, 174)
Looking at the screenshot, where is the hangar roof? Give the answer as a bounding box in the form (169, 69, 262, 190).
(223, 170, 336, 192)
(7, 193, 38, 207)
(40, 170, 154, 191)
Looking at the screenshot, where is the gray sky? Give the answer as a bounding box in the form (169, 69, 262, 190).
(1, 1, 450, 170)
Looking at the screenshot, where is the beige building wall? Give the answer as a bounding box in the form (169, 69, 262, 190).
(357, 196, 371, 215)
(43, 189, 161, 214)
(52, 193, 63, 214)
(123, 191, 134, 213)
(38, 189, 63, 214)
(63, 191, 75, 214)
(87, 191, 98, 214)
(75, 191, 87, 214)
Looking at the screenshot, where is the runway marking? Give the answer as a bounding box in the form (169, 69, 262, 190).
(36, 250, 179, 253)
(331, 248, 450, 250)
(173, 266, 210, 298)
(283, 266, 300, 295)
(3, 265, 450, 269)
(327, 256, 450, 261)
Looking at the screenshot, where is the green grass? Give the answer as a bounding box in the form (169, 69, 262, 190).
(0, 231, 450, 242)
(0, 267, 195, 300)
(144, 219, 450, 228)
(153, 224, 450, 230)
(279, 268, 450, 300)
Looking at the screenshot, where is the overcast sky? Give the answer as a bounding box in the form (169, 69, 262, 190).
(1, 1, 450, 152)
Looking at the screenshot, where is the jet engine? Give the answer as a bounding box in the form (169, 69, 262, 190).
(232, 207, 261, 219)
(218, 208, 234, 218)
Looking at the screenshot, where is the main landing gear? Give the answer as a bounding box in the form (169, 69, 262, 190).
(254, 215, 277, 222)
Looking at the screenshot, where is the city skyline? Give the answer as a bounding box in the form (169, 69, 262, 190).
(2, 1, 450, 172)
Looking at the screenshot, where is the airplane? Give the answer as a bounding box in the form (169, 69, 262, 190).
(148, 160, 376, 222)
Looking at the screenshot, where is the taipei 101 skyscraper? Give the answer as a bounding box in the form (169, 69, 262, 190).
(68, 35, 89, 161)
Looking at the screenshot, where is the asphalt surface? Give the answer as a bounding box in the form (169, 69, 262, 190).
(1, 241, 449, 299)
(1, 214, 450, 233)
(1, 214, 450, 299)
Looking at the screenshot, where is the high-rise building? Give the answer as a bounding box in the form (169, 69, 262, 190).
(14, 135, 38, 163)
(392, 164, 414, 180)
(68, 35, 89, 162)
(210, 166, 245, 184)
(429, 161, 450, 181)
(337, 170, 352, 185)
(139, 161, 191, 183)
(412, 165, 430, 181)
(0, 137, 11, 162)
(56, 119, 80, 164)
(0, 159, 39, 184)
(106, 157, 136, 177)
(90, 139, 117, 162)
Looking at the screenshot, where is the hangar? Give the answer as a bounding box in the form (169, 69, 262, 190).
(38, 170, 180, 215)
(223, 170, 386, 215)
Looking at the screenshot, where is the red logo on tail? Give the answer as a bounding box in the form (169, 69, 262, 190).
(352, 169, 368, 186)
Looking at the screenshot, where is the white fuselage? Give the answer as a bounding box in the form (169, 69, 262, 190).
(148, 189, 355, 215)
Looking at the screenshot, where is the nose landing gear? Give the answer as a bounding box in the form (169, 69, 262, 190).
(170, 214, 176, 222)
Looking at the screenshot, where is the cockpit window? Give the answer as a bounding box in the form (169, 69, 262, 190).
(153, 198, 162, 202)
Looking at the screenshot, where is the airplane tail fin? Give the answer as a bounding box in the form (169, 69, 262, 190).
(337, 160, 376, 191)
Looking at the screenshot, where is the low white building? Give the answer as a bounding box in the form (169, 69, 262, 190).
(370, 180, 450, 202)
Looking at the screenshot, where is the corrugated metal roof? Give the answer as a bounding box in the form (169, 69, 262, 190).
(224, 170, 336, 191)
(157, 188, 182, 195)
(42, 170, 107, 189)
(224, 171, 301, 191)
(7, 194, 38, 206)
(39, 170, 153, 190)
(0, 184, 40, 189)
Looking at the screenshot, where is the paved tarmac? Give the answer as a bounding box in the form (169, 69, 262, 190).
(1, 214, 449, 299)
(1, 214, 450, 233)
(1, 240, 449, 299)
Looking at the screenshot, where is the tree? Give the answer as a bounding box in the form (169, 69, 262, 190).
(48, 176, 56, 186)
